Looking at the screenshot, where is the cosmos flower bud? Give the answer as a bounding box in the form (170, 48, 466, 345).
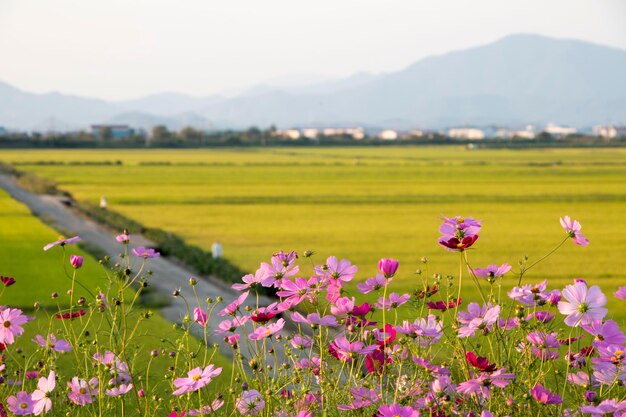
(378, 258, 399, 278)
(70, 255, 83, 269)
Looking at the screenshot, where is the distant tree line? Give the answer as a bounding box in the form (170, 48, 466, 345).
(0, 125, 624, 148)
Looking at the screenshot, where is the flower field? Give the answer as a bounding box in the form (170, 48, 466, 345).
(2, 200, 626, 415)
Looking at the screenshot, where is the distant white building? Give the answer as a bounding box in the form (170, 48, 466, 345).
(544, 123, 577, 137)
(407, 130, 424, 138)
(377, 130, 399, 140)
(302, 128, 319, 139)
(321, 127, 365, 139)
(496, 127, 536, 139)
(593, 125, 626, 138)
(273, 129, 301, 139)
(448, 128, 485, 140)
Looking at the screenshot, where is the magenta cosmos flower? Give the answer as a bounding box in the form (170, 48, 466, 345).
(132, 246, 160, 259)
(193, 308, 208, 327)
(7, 391, 35, 415)
(236, 390, 265, 415)
(377, 404, 419, 417)
(172, 365, 222, 395)
(31, 371, 56, 415)
(43, 235, 80, 251)
(438, 216, 481, 251)
(558, 281, 607, 327)
(69, 255, 83, 268)
(560, 216, 589, 246)
(0, 307, 32, 345)
(531, 384, 562, 405)
(457, 302, 500, 337)
(378, 258, 399, 278)
(33, 334, 72, 353)
(115, 233, 129, 243)
(0, 276, 16, 287)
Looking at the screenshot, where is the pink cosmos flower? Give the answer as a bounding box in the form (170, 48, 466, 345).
(258, 252, 299, 287)
(357, 274, 391, 294)
(132, 246, 160, 258)
(31, 371, 55, 415)
(582, 320, 626, 346)
(330, 297, 355, 316)
(473, 263, 511, 280)
(377, 293, 410, 310)
(105, 383, 133, 397)
(232, 267, 267, 291)
(225, 334, 240, 348)
(527, 331, 560, 360)
(378, 258, 399, 278)
(276, 277, 317, 307)
(337, 387, 380, 411)
(187, 400, 224, 415)
(508, 280, 550, 306)
(456, 369, 515, 398)
(69, 255, 83, 268)
(438, 216, 481, 251)
(329, 336, 379, 362)
(558, 281, 607, 327)
(560, 216, 589, 246)
(315, 256, 357, 283)
(67, 377, 99, 405)
(33, 334, 72, 353)
(236, 390, 265, 415)
(217, 291, 249, 317)
(530, 384, 562, 405)
(290, 334, 312, 349)
(291, 312, 338, 327)
(215, 316, 248, 334)
(377, 404, 419, 417)
(43, 235, 80, 251)
(7, 391, 34, 415)
(193, 308, 208, 327)
(248, 318, 285, 340)
(614, 286, 626, 300)
(581, 399, 626, 415)
(115, 233, 129, 243)
(172, 365, 221, 395)
(0, 276, 15, 287)
(0, 307, 32, 345)
(457, 302, 500, 337)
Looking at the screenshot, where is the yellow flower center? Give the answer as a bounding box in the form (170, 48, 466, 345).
(192, 374, 201, 381)
(79, 388, 87, 394)
(3, 321, 11, 328)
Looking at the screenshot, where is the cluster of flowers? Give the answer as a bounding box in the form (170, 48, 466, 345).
(4, 214, 626, 417)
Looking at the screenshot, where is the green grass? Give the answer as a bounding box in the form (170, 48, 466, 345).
(2, 147, 626, 323)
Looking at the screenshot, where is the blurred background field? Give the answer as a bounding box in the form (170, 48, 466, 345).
(1, 146, 625, 321)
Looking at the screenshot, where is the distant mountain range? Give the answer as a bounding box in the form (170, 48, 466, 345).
(2, 34, 626, 132)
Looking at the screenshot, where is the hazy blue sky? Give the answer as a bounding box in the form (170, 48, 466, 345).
(1, 0, 625, 100)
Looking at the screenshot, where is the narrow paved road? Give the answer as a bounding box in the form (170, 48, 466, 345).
(0, 172, 280, 361)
